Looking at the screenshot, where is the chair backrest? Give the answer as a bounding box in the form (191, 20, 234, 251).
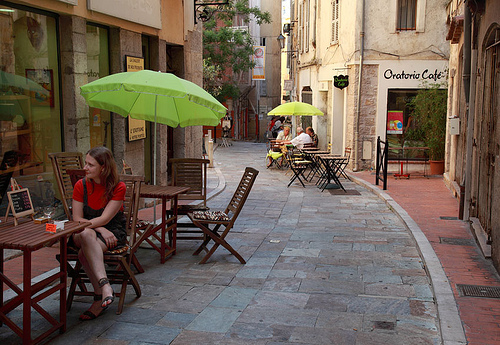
(119, 174, 144, 249)
(67, 169, 86, 187)
(170, 158, 209, 207)
(225, 167, 259, 223)
(344, 147, 352, 160)
(48, 152, 84, 220)
(121, 160, 133, 175)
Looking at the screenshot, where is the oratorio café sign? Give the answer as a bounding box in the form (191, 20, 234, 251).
(383, 67, 446, 82)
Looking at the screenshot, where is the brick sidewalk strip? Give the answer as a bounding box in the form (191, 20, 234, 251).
(1, 141, 497, 344)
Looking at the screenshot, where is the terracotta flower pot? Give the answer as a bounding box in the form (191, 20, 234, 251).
(429, 160, 444, 175)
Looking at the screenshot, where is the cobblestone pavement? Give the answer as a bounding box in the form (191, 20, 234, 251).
(1, 141, 443, 344)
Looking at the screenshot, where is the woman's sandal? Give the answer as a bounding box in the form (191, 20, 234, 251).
(79, 294, 105, 321)
(98, 277, 115, 309)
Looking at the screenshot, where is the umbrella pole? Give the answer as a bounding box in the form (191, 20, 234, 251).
(153, 96, 158, 224)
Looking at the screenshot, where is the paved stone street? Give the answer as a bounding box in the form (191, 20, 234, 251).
(1, 141, 443, 344)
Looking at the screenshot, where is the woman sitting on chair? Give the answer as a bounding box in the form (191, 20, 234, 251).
(70, 146, 126, 320)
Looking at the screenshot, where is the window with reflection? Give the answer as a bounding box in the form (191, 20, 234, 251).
(86, 24, 111, 148)
(0, 5, 61, 209)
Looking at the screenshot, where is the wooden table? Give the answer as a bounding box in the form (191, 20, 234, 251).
(139, 185, 190, 264)
(299, 149, 330, 181)
(317, 155, 348, 192)
(0, 220, 90, 344)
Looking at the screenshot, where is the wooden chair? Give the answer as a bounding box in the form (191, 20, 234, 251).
(167, 158, 210, 240)
(187, 167, 259, 264)
(121, 160, 133, 175)
(266, 142, 286, 169)
(284, 150, 311, 187)
(67, 168, 86, 187)
(48, 152, 84, 220)
(339, 147, 351, 180)
(65, 175, 146, 315)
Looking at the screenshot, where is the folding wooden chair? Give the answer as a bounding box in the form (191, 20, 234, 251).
(48, 152, 84, 220)
(65, 174, 146, 315)
(339, 147, 351, 180)
(266, 142, 286, 169)
(285, 150, 311, 187)
(167, 158, 210, 240)
(187, 167, 259, 264)
(67, 168, 86, 187)
(121, 160, 133, 175)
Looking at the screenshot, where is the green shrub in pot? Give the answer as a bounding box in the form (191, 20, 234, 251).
(408, 82, 448, 161)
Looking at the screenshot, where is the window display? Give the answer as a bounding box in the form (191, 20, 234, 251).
(0, 5, 61, 210)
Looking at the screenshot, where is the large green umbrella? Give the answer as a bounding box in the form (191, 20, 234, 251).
(80, 70, 226, 186)
(268, 101, 324, 116)
(80, 70, 226, 128)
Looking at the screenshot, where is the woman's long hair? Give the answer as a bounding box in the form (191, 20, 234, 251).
(87, 146, 119, 204)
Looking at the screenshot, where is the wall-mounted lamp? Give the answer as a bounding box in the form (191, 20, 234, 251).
(283, 23, 292, 35)
(194, 0, 229, 24)
(277, 33, 286, 49)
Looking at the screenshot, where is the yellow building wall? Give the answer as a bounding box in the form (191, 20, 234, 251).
(17, 0, 184, 45)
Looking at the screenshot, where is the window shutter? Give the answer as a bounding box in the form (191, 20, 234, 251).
(331, 0, 339, 44)
(397, 0, 417, 31)
(306, 0, 310, 52)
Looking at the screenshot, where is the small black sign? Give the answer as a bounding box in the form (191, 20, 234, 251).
(334, 75, 349, 90)
(7, 188, 34, 218)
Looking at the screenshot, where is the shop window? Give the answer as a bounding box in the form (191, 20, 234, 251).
(386, 89, 423, 160)
(0, 4, 61, 209)
(397, 0, 417, 31)
(86, 24, 111, 148)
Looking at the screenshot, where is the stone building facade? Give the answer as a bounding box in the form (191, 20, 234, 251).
(0, 0, 204, 208)
(445, 0, 500, 271)
(286, 0, 449, 168)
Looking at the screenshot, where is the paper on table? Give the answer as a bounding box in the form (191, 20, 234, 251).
(54, 220, 68, 230)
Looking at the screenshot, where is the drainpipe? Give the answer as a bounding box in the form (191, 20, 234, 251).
(353, 0, 365, 171)
(463, 6, 476, 220)
(312, 0, 317, 49)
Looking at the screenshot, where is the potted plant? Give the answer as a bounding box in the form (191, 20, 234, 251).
(408, 82, 448, 175)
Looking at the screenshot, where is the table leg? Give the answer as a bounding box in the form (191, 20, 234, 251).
(171, 196, 178, 255)
(59, 237, 67, 333)
(161, 197, 167, 264)
(23, 250, 31, 344)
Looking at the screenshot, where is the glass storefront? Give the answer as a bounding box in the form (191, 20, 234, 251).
(87, 24, 111, 148)
(386, 89, 425, 160)
(0, 4, 61, 210)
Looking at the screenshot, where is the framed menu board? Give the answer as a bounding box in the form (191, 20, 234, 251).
(7, 188, 34, 224)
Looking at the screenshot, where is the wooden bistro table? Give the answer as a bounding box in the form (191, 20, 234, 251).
(0, 220, 90, 344)
(317, 154, 348, 192)
(139, 185, 190, 264)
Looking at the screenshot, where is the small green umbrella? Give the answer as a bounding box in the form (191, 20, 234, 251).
(268, 101, 324, 116)
(80, 70, 226, 187)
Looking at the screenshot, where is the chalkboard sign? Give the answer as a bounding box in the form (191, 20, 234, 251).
(7, 188, 34, 218)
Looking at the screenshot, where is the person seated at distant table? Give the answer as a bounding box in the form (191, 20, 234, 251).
(306, 127, 318, 147)
(281, 126, 312, 149)
(276, 126, 292, 143)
